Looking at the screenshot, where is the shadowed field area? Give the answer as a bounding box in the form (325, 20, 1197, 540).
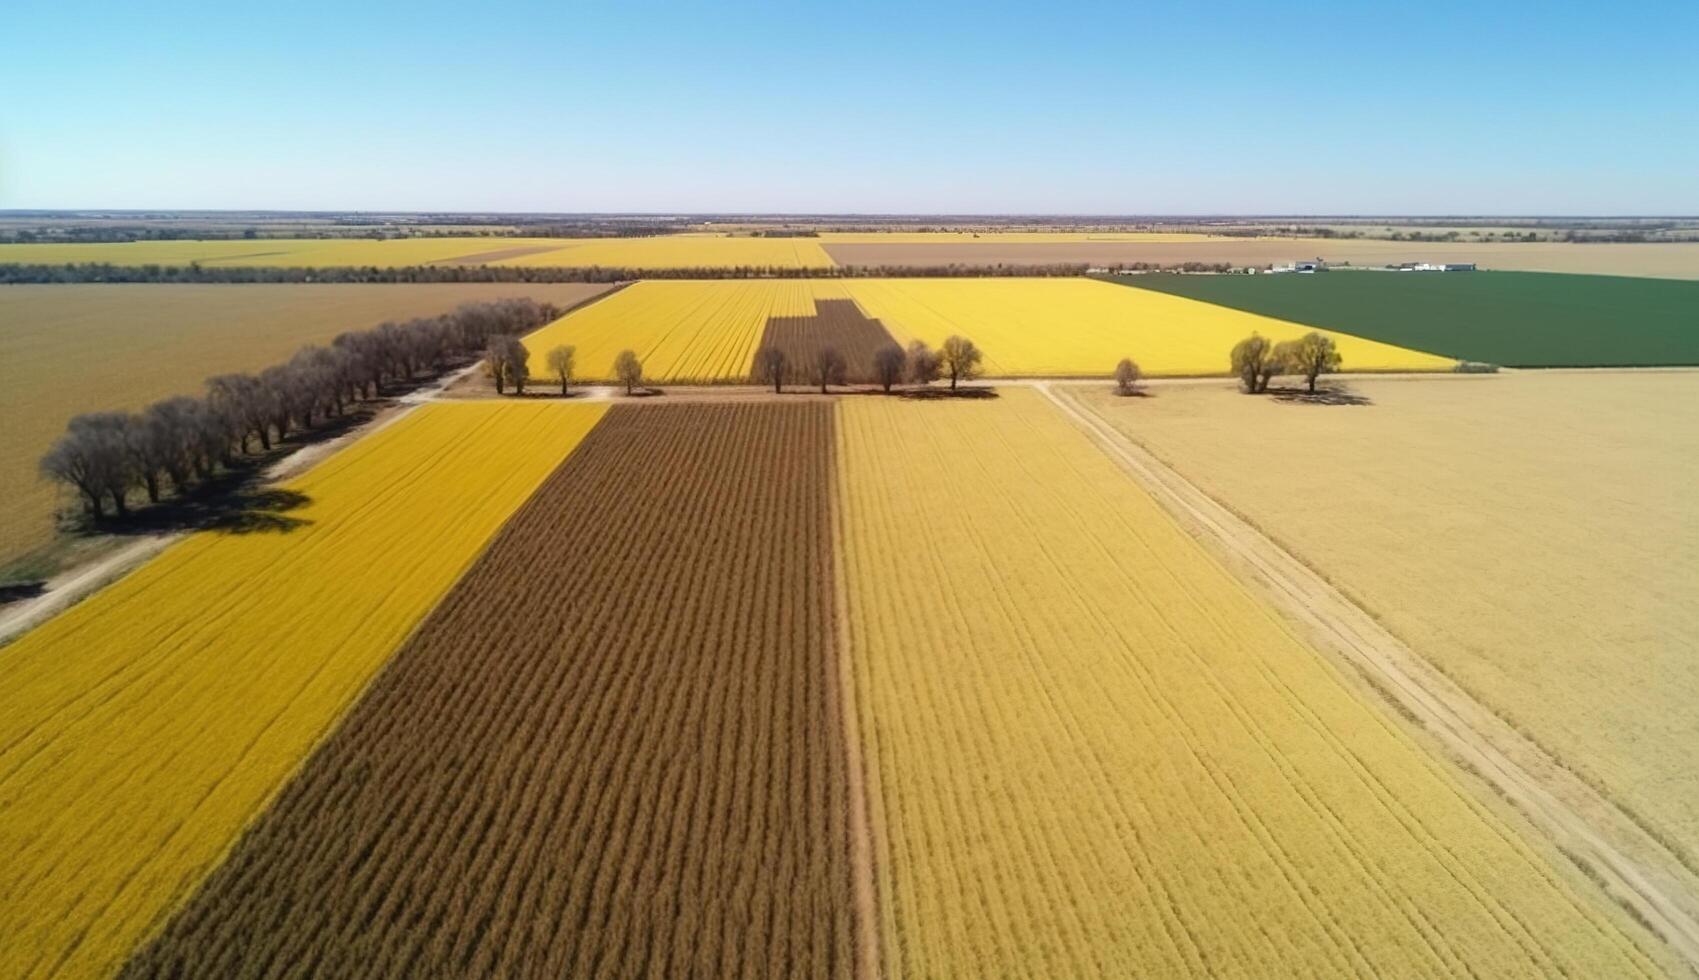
(754, 299, 898, 384)
(122, 402, 857, 980)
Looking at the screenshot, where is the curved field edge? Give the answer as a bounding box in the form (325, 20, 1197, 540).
(120, 403, 858, 979)
(834, 389, 1660, 977)
(0, 401, 607, 980)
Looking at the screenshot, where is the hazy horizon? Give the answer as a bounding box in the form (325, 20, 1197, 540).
(5, 0, 1696, 214)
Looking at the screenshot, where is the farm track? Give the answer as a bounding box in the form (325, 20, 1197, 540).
(754, 299, 898, 384)
(1044, 381, 1699, 972)
(121, 402, 859, 980)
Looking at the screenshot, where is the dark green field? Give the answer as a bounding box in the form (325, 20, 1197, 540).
(1109, 271, 1699, 368)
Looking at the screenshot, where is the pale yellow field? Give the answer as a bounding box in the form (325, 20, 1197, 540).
(1075, 372, 1699, 862)
(521, 279, 855, 381)
(0, 401, 605, 980)
(0, 237, 528, 267)
(847, 277, 1454, 375)
(835, 389, 1657, 977)
(494, 234, 836, 269)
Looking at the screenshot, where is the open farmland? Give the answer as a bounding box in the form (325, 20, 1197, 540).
(754, 298, 898, 384)
(521, 279, 852, 382)
(1072, 372, 1699, 862)
(496, 234, 836, 269)
(846, 277, 1453, 375)
(1119, 271, 1699, 366)
(0, 402, 604, 980)
(822, 237, 1699, 279)
(520, 278, 1447, 384)
(0, 282, 613, 571)
(835, 389, 1657, 976)
(123, 403, 858, 979)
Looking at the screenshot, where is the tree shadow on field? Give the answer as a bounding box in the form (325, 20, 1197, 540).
(898, 386, 1000, 400)
(1268, 383, 1373, 406)
(107, 486, 314, 537)
(0, 581, 47, 606)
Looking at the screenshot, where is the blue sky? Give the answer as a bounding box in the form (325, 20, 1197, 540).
(2, 0, 1695, 214)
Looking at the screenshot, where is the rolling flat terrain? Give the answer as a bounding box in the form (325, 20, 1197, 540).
(519, 278, 1449, 384)
(0, 282, 614, 569)
(122, 403, 857, 979)
(834, 388, 1658, 976)
(1118, 271, 1699, 366)
(1075, 373, 1699, 865)
(824, 238, 1699, 279)
(0, 402, 604, 980)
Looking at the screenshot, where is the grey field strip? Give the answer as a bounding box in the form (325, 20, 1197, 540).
(1037, 380, 1699, 972)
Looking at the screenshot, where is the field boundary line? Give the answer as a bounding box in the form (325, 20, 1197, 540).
(1034, 380, 1699, 973)
(0, 362, 480, 648)
(831, 425, 885, 980)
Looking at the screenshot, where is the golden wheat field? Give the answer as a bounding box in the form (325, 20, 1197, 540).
(847, 277, 1455, 375)
(0, 401, 605, 980)
(1074, 372, 1699, 863)
(521, 279, 856, 381)
(834, 389, 1656, 977)
(0, 283, 614, 570)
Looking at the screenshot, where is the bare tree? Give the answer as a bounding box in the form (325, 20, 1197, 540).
(1284, 332, 1342, 392)
(872, 343, 905, 393)
(124, 411, 171, 503)
(939, 335, 984, 391)
(753, 345, 788, 394)
(906, 340, 941, 387)
(546, 344, 576, 395)
(483, 335, 529, 395)
(614, 349, 644, 395)
(483, 338, 511, 395)
(39, 415, 121, 518)
(144, 397, 201, 491)
(1114, 357, 1142, 396)
(811, 347, 846, 393)
(1230, 333, 1283, 393)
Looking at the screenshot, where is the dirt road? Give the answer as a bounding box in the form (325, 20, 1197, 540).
(1039, 381, 1699, 972)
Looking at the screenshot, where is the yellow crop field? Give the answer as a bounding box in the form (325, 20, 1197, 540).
(846, 277, 1453, 375)
(0, 283, 614, 570)
(495, 234, 836, 269)
(1074, 372, 1699, 863)
(835, 389, 1657, 977)
(0, 401, 605, 980)
(522, 279, 855, 381)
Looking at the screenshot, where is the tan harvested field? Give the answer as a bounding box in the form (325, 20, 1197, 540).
(123, 403, 858, 979)
(753, 298, 898, 384)
(823, 239, 1699, 278)
(0, 282, 615, 571)
(836, 388, 1660, 976)
(1074, 373, 1699, 863)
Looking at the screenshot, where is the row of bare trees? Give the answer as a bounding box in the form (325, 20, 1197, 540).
(752, 336, 985, 394)
(40, 298, 561, 521)
(1230, 332, 1343, 393)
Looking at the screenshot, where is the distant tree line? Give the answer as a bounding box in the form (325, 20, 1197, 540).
(0, 260, 1234, 285)
(38, 298, 559, 522)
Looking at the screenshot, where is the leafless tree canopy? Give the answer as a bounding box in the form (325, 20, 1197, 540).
(544, 345, 577, 395)
(483, 335, 531, 396)
(812, 347, 847, 393)
(752, 345, 788, 393)
(38, 299, 559, 527)
(1283, 332, 1343, 392)
(1230, 333, 1286, 394)
(1114, 357, 1142, 395)
(872, 344, 906, 393)
(614, 350, 644, 395)
(939, 335, 984, 390)
(906, 340, 941, 387)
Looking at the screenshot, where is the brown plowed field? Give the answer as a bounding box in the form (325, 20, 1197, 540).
(121, 402, 857, 980)
(754, 298, 898, 383)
